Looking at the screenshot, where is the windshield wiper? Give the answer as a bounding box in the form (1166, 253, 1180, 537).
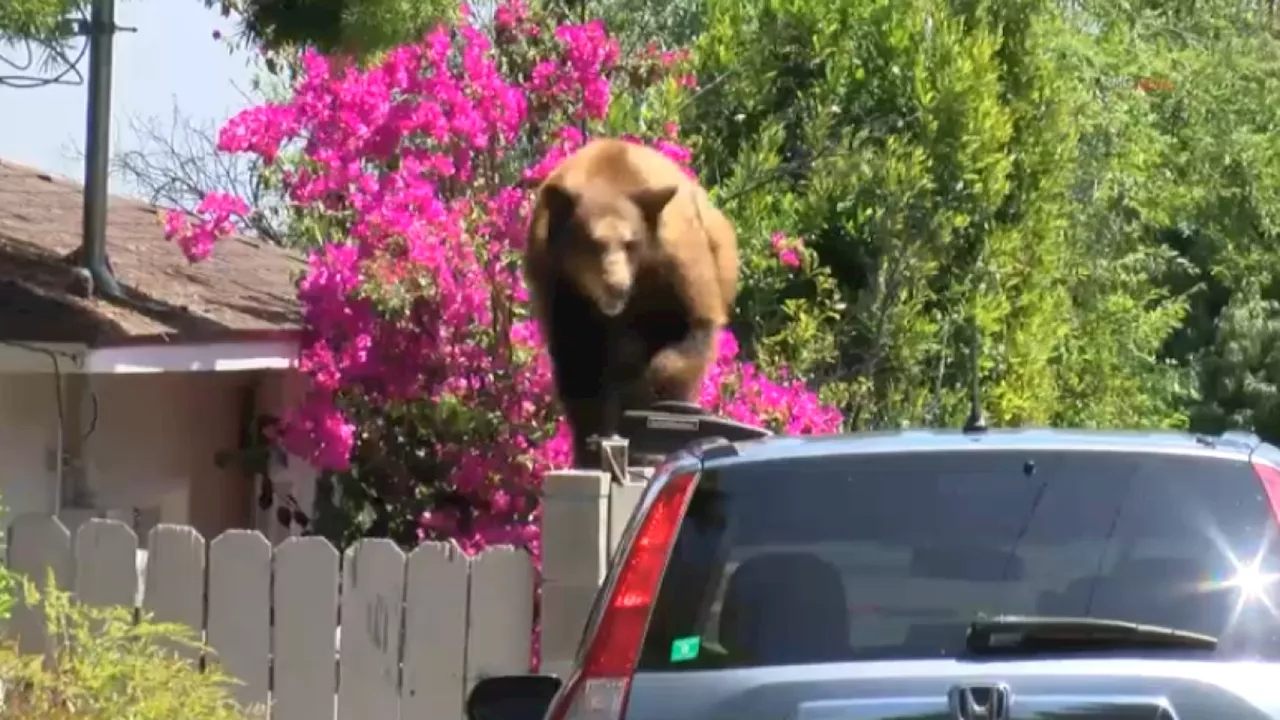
(966, 614, 1218, 654)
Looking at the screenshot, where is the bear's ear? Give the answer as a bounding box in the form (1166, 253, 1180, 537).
(630, 185, 679, 233)
(540, 183, 580, 241)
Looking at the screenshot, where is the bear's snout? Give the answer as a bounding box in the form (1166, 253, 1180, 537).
(596, 247, 634, 316)
(597, 284, 631, 317)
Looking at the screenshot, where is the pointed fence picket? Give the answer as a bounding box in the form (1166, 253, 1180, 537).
(1, 514, 536, 720)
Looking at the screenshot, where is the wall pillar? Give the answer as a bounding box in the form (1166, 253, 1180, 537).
(538, 470, 610, 678)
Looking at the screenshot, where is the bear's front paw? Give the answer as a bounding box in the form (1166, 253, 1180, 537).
(645, 347, 703, 397)
(647, 346, 684, 376)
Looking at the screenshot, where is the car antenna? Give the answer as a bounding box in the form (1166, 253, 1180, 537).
(963, 320, 988, 434)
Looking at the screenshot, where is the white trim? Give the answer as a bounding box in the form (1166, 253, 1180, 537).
(0, 339, 298, 373)
(84, 339, 299, 373)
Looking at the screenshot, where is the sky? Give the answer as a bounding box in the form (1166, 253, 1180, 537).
(0, 0, 253, 199)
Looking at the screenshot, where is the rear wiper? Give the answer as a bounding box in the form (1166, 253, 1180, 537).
(966, 614, 1218, 654)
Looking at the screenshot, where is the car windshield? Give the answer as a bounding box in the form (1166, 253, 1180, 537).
(636, 449, 1280, 670)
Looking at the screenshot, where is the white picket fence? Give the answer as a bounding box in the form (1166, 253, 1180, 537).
(2, 514, 536, 720)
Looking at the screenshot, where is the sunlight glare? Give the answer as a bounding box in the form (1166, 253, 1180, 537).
(1209, 542, 1280, 624)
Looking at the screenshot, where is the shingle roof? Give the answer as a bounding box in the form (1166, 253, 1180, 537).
(0, 159, 304, 346)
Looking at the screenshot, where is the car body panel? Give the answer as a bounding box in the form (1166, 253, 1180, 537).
(711, 428, 1259, 471)
(626, 658, 1280, 719)
(602, 430, 1280, 720)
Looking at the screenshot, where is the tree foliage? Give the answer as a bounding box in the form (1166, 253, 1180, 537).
(1109, 0, 1280, 439)
(202, 0, 457, 59)
(0, 0, 84, 39)
(682, 0, 1192, 431)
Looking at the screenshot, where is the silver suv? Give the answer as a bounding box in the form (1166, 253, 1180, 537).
(468, 429, 1280, 720)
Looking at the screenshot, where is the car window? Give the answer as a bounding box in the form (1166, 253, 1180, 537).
(637, 449, 1280, 670)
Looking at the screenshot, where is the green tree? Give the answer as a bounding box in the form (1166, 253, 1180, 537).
(683, 0, 1189, 431)
(203, 0, 697, 62)
(583, 0, 706, 53)
(1084, 0, 1280, 438)
(202, 0, 457, 59)
(0, 0, 83, 39)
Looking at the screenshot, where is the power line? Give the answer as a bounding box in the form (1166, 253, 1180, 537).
(0, 11, 92, 89)
(0, 4, 134, 90)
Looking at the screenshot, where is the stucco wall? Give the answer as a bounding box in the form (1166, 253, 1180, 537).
(0, 367, 318, 544)
(0, 372, 62, 526)
(86, 371, 251, 541)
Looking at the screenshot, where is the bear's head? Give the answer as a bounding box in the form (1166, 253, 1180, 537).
(539, 182, 679, 317)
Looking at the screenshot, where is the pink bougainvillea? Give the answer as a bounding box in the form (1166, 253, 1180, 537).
(165, 0, 842, 564)
(770, 231, 804, 269)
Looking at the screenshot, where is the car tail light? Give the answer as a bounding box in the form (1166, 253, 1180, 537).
(1251, 460, 1280, 522)
(546, 470, 699, 720)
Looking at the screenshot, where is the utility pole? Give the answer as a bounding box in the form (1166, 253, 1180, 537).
(80, 0, 133, 300)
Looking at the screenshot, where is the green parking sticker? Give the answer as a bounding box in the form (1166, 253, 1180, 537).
(669, 636, 701, 663)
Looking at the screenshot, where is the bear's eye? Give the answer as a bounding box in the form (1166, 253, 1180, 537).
(567, 234, 597, 254)
(623, 237, 642, 254)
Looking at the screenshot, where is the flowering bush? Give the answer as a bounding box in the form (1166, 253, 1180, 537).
(770, 232, 804, 269)
(165, 0, 842, 561)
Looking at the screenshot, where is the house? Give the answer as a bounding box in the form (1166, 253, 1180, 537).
(0, 158, 315, 545)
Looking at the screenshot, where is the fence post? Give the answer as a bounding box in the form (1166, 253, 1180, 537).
(607, 474, 647, 560)
(538, 470, 610, 678)
(6, 514, 72, 657)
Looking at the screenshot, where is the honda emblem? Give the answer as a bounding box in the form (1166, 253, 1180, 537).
(948, 683, 1012, 720)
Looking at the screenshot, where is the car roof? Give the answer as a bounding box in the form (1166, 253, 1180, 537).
(704, 428, 1265, 469)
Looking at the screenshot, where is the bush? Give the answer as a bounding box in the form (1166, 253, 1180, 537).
(0, 571, 263, 720)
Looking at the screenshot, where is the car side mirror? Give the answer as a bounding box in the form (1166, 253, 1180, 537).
(465, 674, 563, 720)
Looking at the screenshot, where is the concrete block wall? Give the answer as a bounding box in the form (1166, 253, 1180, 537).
(538, 470, 648, 677)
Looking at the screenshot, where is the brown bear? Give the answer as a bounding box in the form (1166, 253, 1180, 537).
(524, 138, 739, 468)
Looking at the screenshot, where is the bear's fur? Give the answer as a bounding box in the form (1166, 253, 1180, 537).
(524, 138, 739, 467)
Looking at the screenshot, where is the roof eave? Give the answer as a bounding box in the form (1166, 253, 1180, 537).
(0, 329, 301, 374)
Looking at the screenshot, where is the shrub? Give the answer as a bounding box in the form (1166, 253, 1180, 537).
(0, 571, 263, 720)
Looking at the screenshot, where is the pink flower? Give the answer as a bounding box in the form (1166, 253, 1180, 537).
(493, 0, 530, 31)
(770, 232, 804, 269)
(162, 192, 249, 261)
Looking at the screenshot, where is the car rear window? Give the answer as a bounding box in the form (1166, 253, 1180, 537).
(636, 449, 1280, 670)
